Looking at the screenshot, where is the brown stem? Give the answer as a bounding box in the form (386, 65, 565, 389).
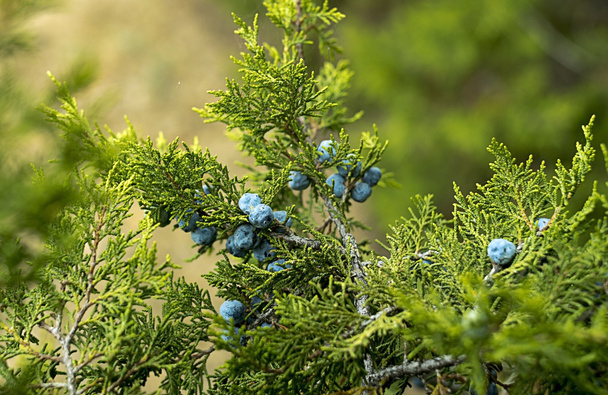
(190, 345, 216, 360)
(295, 0, 306, 64)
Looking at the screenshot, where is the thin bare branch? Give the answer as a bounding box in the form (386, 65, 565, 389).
(365, 354, 467, 387)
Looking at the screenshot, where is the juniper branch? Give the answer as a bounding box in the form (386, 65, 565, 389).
(35, 205, 108, 395)
(38, 307, 77, 394)
(74, 353, 104, 373)
(250, 305, 277, 328)
(0, 322, 62, 363)
(62, 206, 108, 394)
(270, 230, 325, 251)
(270, 228, 349, 258)
(321, 196, 367, 287)
(365, 354, 467, 388)
(413, 250, 440, 261)
(320, 195, 375, 382)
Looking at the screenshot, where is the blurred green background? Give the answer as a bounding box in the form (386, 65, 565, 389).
(334, 0, 608, 236)
(1, 0, 607, 390)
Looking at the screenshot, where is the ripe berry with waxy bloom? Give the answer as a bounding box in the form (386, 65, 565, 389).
(219, 300, 246, 325)
(317, 139, 337, 163)
(362, 166, 382, 187)
(239, 193, 262, 214)
(536, 217, 550, 231)
(233, 223, 257, 250)
(326, 173, 346, 197)
(221, 327, 246, 347)
(251, 295, 263, 309)
(191, 226, 217, 245)
(337, 154, 362, 177)
(273, 210, 292, 227)
(351, 182, 372, 202)
(253, 237, 276, 262)
(288, 171, 310, 190)
(226, 234, 247, 257)
(178, 211, 201, 232)
(249, 204, 274, 229)
(487, 238, 516, 265)
(195, 186, 211, 204)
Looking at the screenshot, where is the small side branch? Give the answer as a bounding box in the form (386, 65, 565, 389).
(412, 250, 440, 261)
(190, 345, 216, 361)
(74, 353, 104, 373)
(250, 305, 277, 328)
(271, 230, 324, 251)
(1, 322, 63, 364)
(35, 382, 70, 390)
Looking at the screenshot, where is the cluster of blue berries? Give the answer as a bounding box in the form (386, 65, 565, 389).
(218, 193, 297, 345)
(177, 185, 218, 246)
(288, 139, 382, 203)
(288, 171, 310, 191)
(226, 193, 292, 269)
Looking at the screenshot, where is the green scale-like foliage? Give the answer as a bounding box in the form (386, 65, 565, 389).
(355, 119, 607, 394)
(0, 171, 217, 393)
(0, 1, 606, 394)
(0, 78, 218, 394)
